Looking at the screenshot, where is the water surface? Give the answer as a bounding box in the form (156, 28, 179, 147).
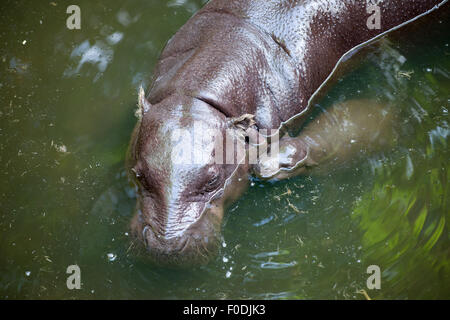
(0, 0, 449, 299)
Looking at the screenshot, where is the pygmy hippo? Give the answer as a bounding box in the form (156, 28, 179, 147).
(126, 0, 448, 265)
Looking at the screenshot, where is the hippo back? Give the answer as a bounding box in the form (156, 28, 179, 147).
(147, 0, 447, 129)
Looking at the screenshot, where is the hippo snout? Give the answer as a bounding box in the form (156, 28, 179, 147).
(134, 205, 224, 267)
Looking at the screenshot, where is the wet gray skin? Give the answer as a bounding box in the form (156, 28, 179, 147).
(126, 0, 448, 266)
(127, 91, 250, 265)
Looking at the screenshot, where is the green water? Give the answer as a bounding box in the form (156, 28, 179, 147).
(0, 0, 448, 299)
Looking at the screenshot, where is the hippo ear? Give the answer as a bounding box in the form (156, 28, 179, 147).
(135, 86, 151, 119)
(228, 113, 256, 132)
(228, 114, 261, 145)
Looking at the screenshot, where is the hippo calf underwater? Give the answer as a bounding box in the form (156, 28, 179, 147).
(126, 0, 448, 266)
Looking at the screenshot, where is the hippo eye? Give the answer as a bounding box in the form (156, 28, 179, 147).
(131, 167, 142, 180)
(131, 167, 139, 178)
(131, 167, 148, 189)
(204, 174, 220, 192)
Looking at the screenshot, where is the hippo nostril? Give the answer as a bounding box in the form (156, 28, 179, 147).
(179, 237, 191, 254)
(142, 224, 164, 247)
(137, 208, 223, 266)
(143, 223, 187, 253)
(142, 225, 154, 248)
(140, 225, 220, 266)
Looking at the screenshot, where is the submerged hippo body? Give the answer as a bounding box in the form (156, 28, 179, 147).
(127, 0, 448, 265)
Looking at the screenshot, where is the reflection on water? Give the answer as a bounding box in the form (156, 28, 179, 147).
(65, 39, 115, 81)
(0, 0, 448, 299)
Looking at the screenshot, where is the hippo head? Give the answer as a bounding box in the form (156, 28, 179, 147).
(127, 88, 253, 266)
